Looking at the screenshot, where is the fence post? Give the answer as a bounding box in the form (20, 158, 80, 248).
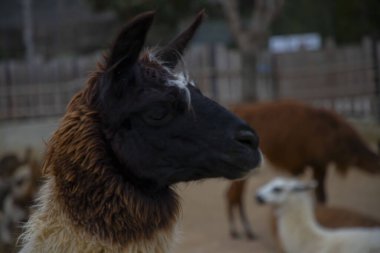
(371, 37, 380, 122)
(5, 62, 13, 119)
(209, 44, 218, 101)
(270, 53, 279, 100)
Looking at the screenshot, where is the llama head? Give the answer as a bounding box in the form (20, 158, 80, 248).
(256, 178, 317, 206)
(85, 11, 261, 191)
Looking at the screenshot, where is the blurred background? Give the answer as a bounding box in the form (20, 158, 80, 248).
(0, 0, 379, 252)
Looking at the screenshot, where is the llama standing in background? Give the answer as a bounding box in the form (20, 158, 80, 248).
(226, 101, 380, 239)
(0, 148, 40, 251)
(19, 11, 261, 253)
(256, 178, 380, 253)
(0, 148, 34, 204)
(0, 164, 37, 246)
(268, 196, 380, 251)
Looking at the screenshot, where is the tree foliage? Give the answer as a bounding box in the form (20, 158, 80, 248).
(87, 0, 380, 45)
(271, 0, 380, 44)
(88, 0, 209, 22)
(86, 0, 223, 44)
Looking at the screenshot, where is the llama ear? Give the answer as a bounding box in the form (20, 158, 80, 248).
(156, 10, 205, 69)
(106, 11, 155, 73)
(292, 181, 318, 192)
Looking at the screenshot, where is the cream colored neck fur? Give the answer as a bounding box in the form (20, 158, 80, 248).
(276, 193, 325, 253)
(19, 179, 178, 253)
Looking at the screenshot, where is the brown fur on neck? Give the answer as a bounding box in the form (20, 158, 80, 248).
(43, 90, 179, 247)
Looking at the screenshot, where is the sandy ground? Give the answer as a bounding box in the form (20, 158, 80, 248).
(175, 164, 380, 253)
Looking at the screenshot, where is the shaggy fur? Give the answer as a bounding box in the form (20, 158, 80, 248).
(44, 94, 178, 245)
(19, 49, 180, 253)
(20, 179, 177, 253)
(226, 100, 380, 238)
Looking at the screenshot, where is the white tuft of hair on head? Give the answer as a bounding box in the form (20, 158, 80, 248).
(167, 72, 192, 109)
(145, 48, 195, 110)
(147, 49, 165, 66)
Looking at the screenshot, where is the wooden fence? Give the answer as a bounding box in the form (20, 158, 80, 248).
(0, 40, 379, 121)
(274, 39, 380, 119)
(0, 54, 99, 119)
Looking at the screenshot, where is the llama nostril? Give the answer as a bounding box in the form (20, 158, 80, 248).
(235, 130, 258, 149)
(256, 195, 265, 204)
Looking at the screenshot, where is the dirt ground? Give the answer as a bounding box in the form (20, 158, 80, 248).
(175, 164, 380, 253)
(1, 158, 379, 253)
(1, 119, 379, 252)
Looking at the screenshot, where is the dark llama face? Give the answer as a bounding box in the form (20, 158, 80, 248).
(90, 11, 261, 190)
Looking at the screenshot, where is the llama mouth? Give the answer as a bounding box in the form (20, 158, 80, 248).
(236, 146, 261, 166)
(222, 149, 261, 179)
(255, 194, 266, 205)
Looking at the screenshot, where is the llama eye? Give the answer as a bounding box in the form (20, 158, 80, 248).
(16, 178, 25, 187)
(273, 187, 283, 193)
(142, 105, 173, 126)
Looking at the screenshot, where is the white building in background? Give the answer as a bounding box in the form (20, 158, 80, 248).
(269, 33, 322, 53)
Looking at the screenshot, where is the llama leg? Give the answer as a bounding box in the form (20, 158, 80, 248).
(228, 203, 240, 238)
(226, 180, 247, 239)
(238, 202, 256, 239)
(313, 167, 327, 204)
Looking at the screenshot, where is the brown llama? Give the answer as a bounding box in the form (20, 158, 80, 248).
(19, 11, 261, 253)
(226, 100, 380, 239)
